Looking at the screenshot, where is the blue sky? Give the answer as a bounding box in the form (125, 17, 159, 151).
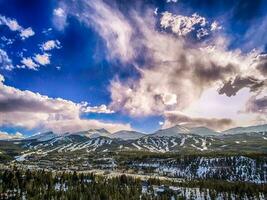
(0, 0, 267, 138)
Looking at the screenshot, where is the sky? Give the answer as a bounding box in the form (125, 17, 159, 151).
(0, 0, 267, 138)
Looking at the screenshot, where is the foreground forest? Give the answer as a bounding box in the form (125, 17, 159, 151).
(0, 168, 266, 200)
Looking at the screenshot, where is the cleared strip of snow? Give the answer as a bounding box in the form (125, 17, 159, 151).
(170, 138, 178, 147)
(132, 143, 143, 150)
(193, 137, 199, 144)
(180, 137, 186, 146)
(15, 152, 34, 161)
(200, 138, 207, 150)
(191, 144, 203, 151)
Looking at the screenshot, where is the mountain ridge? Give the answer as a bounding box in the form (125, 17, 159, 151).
(18, 123, 267, 142)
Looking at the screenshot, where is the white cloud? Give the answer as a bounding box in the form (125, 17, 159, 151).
(21, 57, 39, 70)
(20, 27, 35, 40)
(166, 0, 178, 3)
(48, 1, 267, 129)
(0, 15, 21, 31)
(108, 13, 259, 118)
(0, 15, 35, 39)
(210, 21, 222, 31)
(54, 8, 65, 17)
(0, 131, 24, 140)
(160, 12, 220, 39)
(159, 121, 164, 126)
(76, 3, 264, 129)
(0, 49, 14, 70)
(81, 103, 114, 114)
(53, 7, 67, 31)
(0, 74, 131, 133)
(41, 40, 61, 51)
(34, 53, 50, 65)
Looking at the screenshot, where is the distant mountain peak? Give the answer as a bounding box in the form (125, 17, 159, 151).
(26, 131, 58, 141)
(71, 128, 111, 139)
(153, 125, 218, 137)
(111, 130, 145, 140)
(223, 124, 267, 134)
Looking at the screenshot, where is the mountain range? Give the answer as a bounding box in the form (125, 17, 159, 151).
(0, 123, 266, 164)
(22, 123, 267, 142)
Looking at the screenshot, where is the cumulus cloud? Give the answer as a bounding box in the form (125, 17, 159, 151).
(0, 74, 131, 133)
(0, 49, 14, 70)
(20, 27, 35, 40)
(0, 15, 21, 31)
(0, 131, 24, 140)
(80, 103, 114, 114)
(20, 57, 39, 70)
(0, 15, 35, 40)
(34, 53, 50, 65)
(160, 12, 220, 39)
(41, 40, 61, 51)
(108, 13, 257, 118)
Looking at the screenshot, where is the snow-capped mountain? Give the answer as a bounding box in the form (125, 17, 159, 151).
(152, 125, 190, 137)
(26, 131, 58, 142)
(152, 125, 218, 137)
(70, 128, 111, 138)
(189, 126, 218, 136)
(223, 124, 267, 134)
(110, 130, 145, 140)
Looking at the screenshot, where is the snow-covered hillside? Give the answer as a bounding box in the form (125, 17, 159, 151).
(26, 132, 58, 142)
(152, 125, 218, 137)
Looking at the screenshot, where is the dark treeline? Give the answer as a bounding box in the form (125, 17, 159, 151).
(0, 168, 266, 200)
(0, 168, 164, 200)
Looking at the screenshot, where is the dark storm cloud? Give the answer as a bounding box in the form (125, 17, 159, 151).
(0, 98, 60, 113)
(194, 62, 236, 84)
(245, 95, 267, 114)
(218, 76, 265, 97)
(255, 54, 267, 75)
(164, 111, 233, 130)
